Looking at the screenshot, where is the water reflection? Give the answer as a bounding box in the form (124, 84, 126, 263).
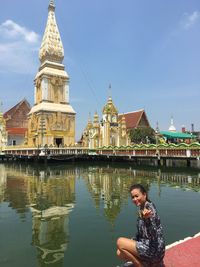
(82, 166, 151, 223)
(0, 163, 200, 267)
(82, 166, 200, 224)
(29, 174, 75, 266)
(0, 163, 76, 266)
(31, 206, 73, 265)
(0, 164, 6, 202)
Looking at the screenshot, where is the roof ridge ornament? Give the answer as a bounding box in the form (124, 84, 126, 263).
(49, 0, 55, 7)
(49, 0, 55, 11)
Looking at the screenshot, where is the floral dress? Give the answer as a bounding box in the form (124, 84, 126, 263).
(134, 201, 165, 264)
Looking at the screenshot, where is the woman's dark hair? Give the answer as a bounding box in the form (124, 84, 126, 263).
(129, 184, 151, 202)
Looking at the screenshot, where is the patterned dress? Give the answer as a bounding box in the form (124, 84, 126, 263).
(134, 201, 165, 264)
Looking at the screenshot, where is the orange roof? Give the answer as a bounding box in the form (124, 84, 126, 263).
(119, 109, 150, 129)
(4, 98, 30, 119)
(7, 128, 27, 135)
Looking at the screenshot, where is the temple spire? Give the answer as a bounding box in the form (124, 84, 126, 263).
(50, 0, 55, 6)
(168, 115, 176, 132)
(108, 84, 112, 98)
(0, 101, 3, 114)
(49, 0, 55, 10)
(39, 0, 64, 64)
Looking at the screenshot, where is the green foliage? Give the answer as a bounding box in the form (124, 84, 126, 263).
(129, 127, 156, 144)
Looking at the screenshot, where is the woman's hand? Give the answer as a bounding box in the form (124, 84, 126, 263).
(142, 208, 153, 219)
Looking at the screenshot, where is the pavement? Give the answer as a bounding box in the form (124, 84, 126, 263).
(164, 233, 200, 267)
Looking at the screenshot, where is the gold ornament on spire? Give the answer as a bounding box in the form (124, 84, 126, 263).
(49, 0, 55, 6)
(39, 0, 64, 64)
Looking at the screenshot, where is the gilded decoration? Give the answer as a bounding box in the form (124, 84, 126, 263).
(27, 1, 76, 147)
(39, 0, 64, 64)
(47, 112, 67, 131)
(49, 76, 64, 103)
(30, 114, 38, 132)
(35, 79, 42, 103)
(82, 96, 130, 148)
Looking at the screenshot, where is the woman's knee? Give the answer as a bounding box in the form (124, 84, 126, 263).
(117, 237, 126, 249)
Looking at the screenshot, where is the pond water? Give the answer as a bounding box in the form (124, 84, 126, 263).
(0, 162, 200, 267)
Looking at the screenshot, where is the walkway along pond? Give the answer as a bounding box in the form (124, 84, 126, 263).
(164, 232, 200, 266)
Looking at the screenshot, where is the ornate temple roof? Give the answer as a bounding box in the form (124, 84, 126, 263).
(93, 112, 99, 122)
(118, 109, 150, 129)
(102, 96, 118, 114)
(39, 0, 64, 64)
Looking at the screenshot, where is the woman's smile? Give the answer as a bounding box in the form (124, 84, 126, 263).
(131, 188, 147, 207)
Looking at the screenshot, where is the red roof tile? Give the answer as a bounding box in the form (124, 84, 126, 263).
(119, 110, 150, 129)
(3, 99, 30, 119)
(7, 128, 27, 135)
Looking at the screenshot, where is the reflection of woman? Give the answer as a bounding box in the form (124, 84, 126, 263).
(117, 184, 165, 267)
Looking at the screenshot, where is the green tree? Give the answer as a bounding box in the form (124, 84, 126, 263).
(129, 127, 156, 144)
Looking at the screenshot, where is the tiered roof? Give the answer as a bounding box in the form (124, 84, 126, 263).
(102, 96, 118, 114)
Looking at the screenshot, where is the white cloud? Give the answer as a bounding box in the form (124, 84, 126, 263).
(0, 20, 40, 73)
(181, 11, 200, 30)
(0, 20, 39, 43)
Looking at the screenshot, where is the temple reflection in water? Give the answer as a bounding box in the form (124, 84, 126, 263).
(0, 163, 76, 266)
(0, 162, 200, 266)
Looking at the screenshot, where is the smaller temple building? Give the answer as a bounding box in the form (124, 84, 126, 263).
(3, 99, 30, 146)
(82, 96, 129, 148)
(160, 117, 196, 143)
(81, 96, 151, 149)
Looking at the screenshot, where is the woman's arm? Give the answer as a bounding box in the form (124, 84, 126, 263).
(143, 202, 160, 241)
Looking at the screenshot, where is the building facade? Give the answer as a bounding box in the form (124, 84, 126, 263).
(81, 95, 152, 149)
(27, 0, 76, 147)
(82, 96, 130, 148)
(3, 99, 30, 146)
(118, 109, 150, 130)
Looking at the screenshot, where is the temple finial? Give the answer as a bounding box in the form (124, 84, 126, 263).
(108, 84, 112, 98)
(49, 0, 55, 11)
(88, 112, 91, 121)
(156, 121, 159, 133)
(0, 101, 3, 113)
(49, 0, 55, 6)
(39, 0, 64, 64)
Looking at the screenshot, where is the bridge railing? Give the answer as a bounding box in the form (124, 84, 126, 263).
(3, 146, 89, 157)
(94, 143, 200, 158)
(2, 143, 200, 159)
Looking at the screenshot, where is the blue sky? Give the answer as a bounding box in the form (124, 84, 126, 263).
(0, 0, 200, 140)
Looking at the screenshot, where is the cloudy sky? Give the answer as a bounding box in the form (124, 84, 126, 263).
(0, 0, 200, 139)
